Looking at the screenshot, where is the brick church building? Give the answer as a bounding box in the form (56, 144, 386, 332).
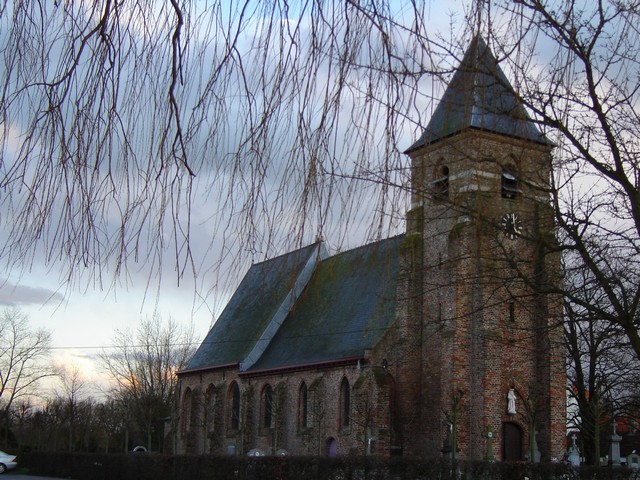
(176, 36, 566, 461)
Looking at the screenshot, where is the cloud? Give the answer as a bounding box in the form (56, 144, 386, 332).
(0, 280, 65, 306)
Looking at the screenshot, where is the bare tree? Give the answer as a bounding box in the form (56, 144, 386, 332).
(93, 398, 128, 453)
(564, 257, 640, 464)
(100, 313, 195, 451)
(5, 4, 640, 439)
(1, 0, 637, 335)
(0, 1, 429, 288)
(0, 1, 636, 268)
(482, 1, 640, 362)
(55, 365, 89, 452)
(0, 308, 54, 445)
(9, 398, 32, 449)
(452, 6, 640, 459)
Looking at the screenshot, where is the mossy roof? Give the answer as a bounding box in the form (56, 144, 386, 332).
(185, 236, 403, 373)
(186, 242, 321, 371)
(250, 236, 403, 371)
(405, 35, 551, 152)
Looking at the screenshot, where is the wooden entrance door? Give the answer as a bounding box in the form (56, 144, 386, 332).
(503, 422, 523, 461)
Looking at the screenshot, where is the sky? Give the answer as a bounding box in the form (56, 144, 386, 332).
(0, 0, 475, 396)
(0, 0, 610, 402)
(0, 0, 623, 416)
(0, 258, 218, 392)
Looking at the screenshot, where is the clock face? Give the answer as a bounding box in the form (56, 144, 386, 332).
(501, 213, 522, 239)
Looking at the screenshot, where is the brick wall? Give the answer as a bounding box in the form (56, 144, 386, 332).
(176, 129, 566, 461)
(177, 362, 393, 457)
(401, 130, 566, 461)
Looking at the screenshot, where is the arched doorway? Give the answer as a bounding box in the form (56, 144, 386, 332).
(326, 437, 337, 456)
(503, 422, 523, 461)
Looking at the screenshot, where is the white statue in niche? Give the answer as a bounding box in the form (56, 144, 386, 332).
(507, 388, 517, 415)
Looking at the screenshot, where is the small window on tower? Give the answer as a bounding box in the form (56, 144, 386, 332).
(433, 165, 449, 200)
(502, 168, 518, 199)
(508, 301, 515, 322)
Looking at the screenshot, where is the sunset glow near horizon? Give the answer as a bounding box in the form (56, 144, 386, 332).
(0, 265, 222, 397)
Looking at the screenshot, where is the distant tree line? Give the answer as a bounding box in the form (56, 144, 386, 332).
(0, 309, 195, 454)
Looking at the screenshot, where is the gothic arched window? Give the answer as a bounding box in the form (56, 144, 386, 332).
(181, 387, 192, 436)
(501, 166, 519, 199)
(340, 378, 350, 428)
(228, 382, 240, 430)
(299, 382, 308, 429)
(433, 165, 449, 200)
(262, 384, 274, 429)
(205, 384, 216, 435)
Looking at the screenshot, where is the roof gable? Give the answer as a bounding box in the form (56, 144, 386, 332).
(249, 236, 403, 371)
(186, 242, 324, 371)
(406, 36, 550, 152)
(185, 236, 404, 373)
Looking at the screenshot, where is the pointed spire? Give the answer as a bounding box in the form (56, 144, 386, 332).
(405, 36, 550, 153)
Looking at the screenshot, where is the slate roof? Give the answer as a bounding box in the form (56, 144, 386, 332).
(405, 35, 550, 152)
(251, 236, 403, 371)
(186, 242, 322, 371)
(184, 236, 404, 374)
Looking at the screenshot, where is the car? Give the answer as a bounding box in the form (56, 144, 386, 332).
(0, 450, 17, 474)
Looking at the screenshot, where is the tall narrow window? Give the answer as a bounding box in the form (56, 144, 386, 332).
(299, 382, 308, 429)
(502, 168, 518, 199)
(263, 385, 273, 429)
(340, 378, 350, 427)
(433, 165, 449, 200)
(229, 382, 240, 430)
(205, 385, 216, 435)
(181, 388, 192, 435)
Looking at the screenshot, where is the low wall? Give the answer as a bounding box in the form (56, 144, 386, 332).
(18, 452, 640, 480)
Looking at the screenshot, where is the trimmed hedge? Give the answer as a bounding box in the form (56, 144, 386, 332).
(17, 451, 640, 480)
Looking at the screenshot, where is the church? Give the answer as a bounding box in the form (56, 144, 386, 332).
(176, 36, 566, 461)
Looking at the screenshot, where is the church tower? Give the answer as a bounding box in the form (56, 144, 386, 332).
(401, 36, 565, 461)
